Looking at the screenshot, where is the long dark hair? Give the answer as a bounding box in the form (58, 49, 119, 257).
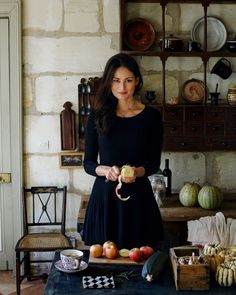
(94, 53, 143, 135)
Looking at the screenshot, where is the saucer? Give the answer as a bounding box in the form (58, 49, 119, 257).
(55, 260, 88, 273)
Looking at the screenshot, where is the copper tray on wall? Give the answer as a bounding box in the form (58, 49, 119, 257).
(123, 18, 156, 51)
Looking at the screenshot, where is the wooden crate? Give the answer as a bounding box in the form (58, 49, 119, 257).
(170, 246, 210, 291)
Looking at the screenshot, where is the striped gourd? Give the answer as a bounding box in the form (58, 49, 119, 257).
(198, 185, 223, 210)
(179, 182, 201, 207)
(215, 263, 236, 287)
(203, 243, 223, 255)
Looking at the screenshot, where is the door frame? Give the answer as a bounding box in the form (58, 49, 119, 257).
(0, 0, 22, 269)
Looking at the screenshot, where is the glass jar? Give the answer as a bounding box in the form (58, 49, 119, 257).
(149, 174, 166, 207)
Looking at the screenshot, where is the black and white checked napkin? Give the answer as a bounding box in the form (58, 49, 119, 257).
(82, 275, 115, 289)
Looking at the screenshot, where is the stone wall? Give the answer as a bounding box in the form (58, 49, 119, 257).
(22, 0, 236, 240)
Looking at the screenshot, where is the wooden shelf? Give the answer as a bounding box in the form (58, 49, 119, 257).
(160, 194, 236, 222)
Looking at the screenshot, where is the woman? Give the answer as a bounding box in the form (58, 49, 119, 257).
(82, 53, 164, 249)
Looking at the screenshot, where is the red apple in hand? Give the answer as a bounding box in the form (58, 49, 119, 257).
(140, 246, 154, 259)
(129, 248, 143, 262)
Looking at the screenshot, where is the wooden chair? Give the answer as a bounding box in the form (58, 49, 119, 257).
(15, 186, 73, 295)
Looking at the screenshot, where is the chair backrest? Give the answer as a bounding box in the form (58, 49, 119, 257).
(23, 186, 67, 235)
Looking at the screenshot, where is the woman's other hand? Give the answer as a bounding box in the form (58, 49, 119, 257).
(105, 165, 120, 182)
(96, 165, 120, 182)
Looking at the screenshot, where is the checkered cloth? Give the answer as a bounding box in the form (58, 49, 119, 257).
(82, 275, 115, 289)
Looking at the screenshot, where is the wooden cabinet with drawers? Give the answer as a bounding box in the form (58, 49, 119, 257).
(160, 105, 236, 151)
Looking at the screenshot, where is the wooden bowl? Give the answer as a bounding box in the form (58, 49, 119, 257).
(123, 18, 155, 51)
(181, 79, 206, 104)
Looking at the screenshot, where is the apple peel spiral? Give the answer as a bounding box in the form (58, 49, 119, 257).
(115, 165, 134, 201)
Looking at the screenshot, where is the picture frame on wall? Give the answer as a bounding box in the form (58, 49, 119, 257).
(59, 152, 84, 168)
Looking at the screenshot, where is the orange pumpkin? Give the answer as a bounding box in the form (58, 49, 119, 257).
(206, 254, 224, 272)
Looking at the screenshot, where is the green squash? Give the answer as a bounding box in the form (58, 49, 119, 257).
(198, 185, 223, 210)
(141, 250, 168, 282)
(179, 182, 201, 207)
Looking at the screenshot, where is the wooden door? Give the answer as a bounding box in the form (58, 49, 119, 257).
(0, 1, 22, 271)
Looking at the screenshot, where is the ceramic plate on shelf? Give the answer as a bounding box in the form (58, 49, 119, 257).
(123, 18, 156, 51)
(182, 79, 206, 104)
(55, 260, 88, 273)
(191, 16, 227, 52)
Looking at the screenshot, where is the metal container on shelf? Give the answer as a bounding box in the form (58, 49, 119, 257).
(227, 86, 236, 105)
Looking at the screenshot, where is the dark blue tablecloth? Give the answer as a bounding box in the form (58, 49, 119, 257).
(44, 250, 235, 295)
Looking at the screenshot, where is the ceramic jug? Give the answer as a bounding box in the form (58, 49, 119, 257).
(211, 58, 232, 79)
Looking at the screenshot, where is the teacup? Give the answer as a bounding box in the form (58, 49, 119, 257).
(60, 249, 84, 270)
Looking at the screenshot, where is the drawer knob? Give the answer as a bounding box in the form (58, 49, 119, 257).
(171, 127, 177, 131)
(181, 142, 186, 147)
(221, 142, 228, 147)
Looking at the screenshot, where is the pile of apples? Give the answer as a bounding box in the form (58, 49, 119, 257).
(89, 241, 154, 262)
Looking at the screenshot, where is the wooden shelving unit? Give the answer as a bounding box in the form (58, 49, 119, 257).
(120, 0, 236, 151)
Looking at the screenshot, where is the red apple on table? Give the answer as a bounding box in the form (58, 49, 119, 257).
(104, 243, 118, 259)
(129, 248, 143, 262)
(89, 244, 103, 258)
(140, 246, 154, 259)
(103, 241, 116, 253)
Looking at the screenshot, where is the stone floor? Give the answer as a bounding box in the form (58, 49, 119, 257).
(0, 271, 45, 295)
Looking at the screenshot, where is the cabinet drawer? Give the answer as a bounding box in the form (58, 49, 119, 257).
(163, 137, 203, 151)
(206, 108, 225, 122)
(185, 122, 204, 136)
(205, 138, 236, 150)
(164, 123, 183, 136)
(163, 108, 183, 121)
(185, 108, 204, 121)
(206, 123, 224, 137)
(226, 123, 236, 137)
(226, 107, 236, 121)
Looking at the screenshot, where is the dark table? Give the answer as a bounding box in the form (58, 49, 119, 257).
(44, 250, 235, 295)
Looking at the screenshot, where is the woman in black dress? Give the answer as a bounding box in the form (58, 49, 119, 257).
(82, 53, 164, 249)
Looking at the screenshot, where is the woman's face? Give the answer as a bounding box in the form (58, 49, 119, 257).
(111, 67, 138, 101)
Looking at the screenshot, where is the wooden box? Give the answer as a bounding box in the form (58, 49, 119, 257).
(170, 246, 210, 291)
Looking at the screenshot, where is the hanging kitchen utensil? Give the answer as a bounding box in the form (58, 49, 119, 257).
(211, 58, 232, 79)
(80, 84, 86, 115)
(86, 83, 91, 115)
(60, 101, 76, 150)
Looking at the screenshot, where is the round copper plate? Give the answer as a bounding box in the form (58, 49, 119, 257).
(182, 79, 206, 104)
(123, 18, 155, 51)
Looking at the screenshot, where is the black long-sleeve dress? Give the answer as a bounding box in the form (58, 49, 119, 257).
(82, 106, 164, 249)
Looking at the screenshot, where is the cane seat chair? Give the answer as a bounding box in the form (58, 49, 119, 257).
(15, 186, 73, 294)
